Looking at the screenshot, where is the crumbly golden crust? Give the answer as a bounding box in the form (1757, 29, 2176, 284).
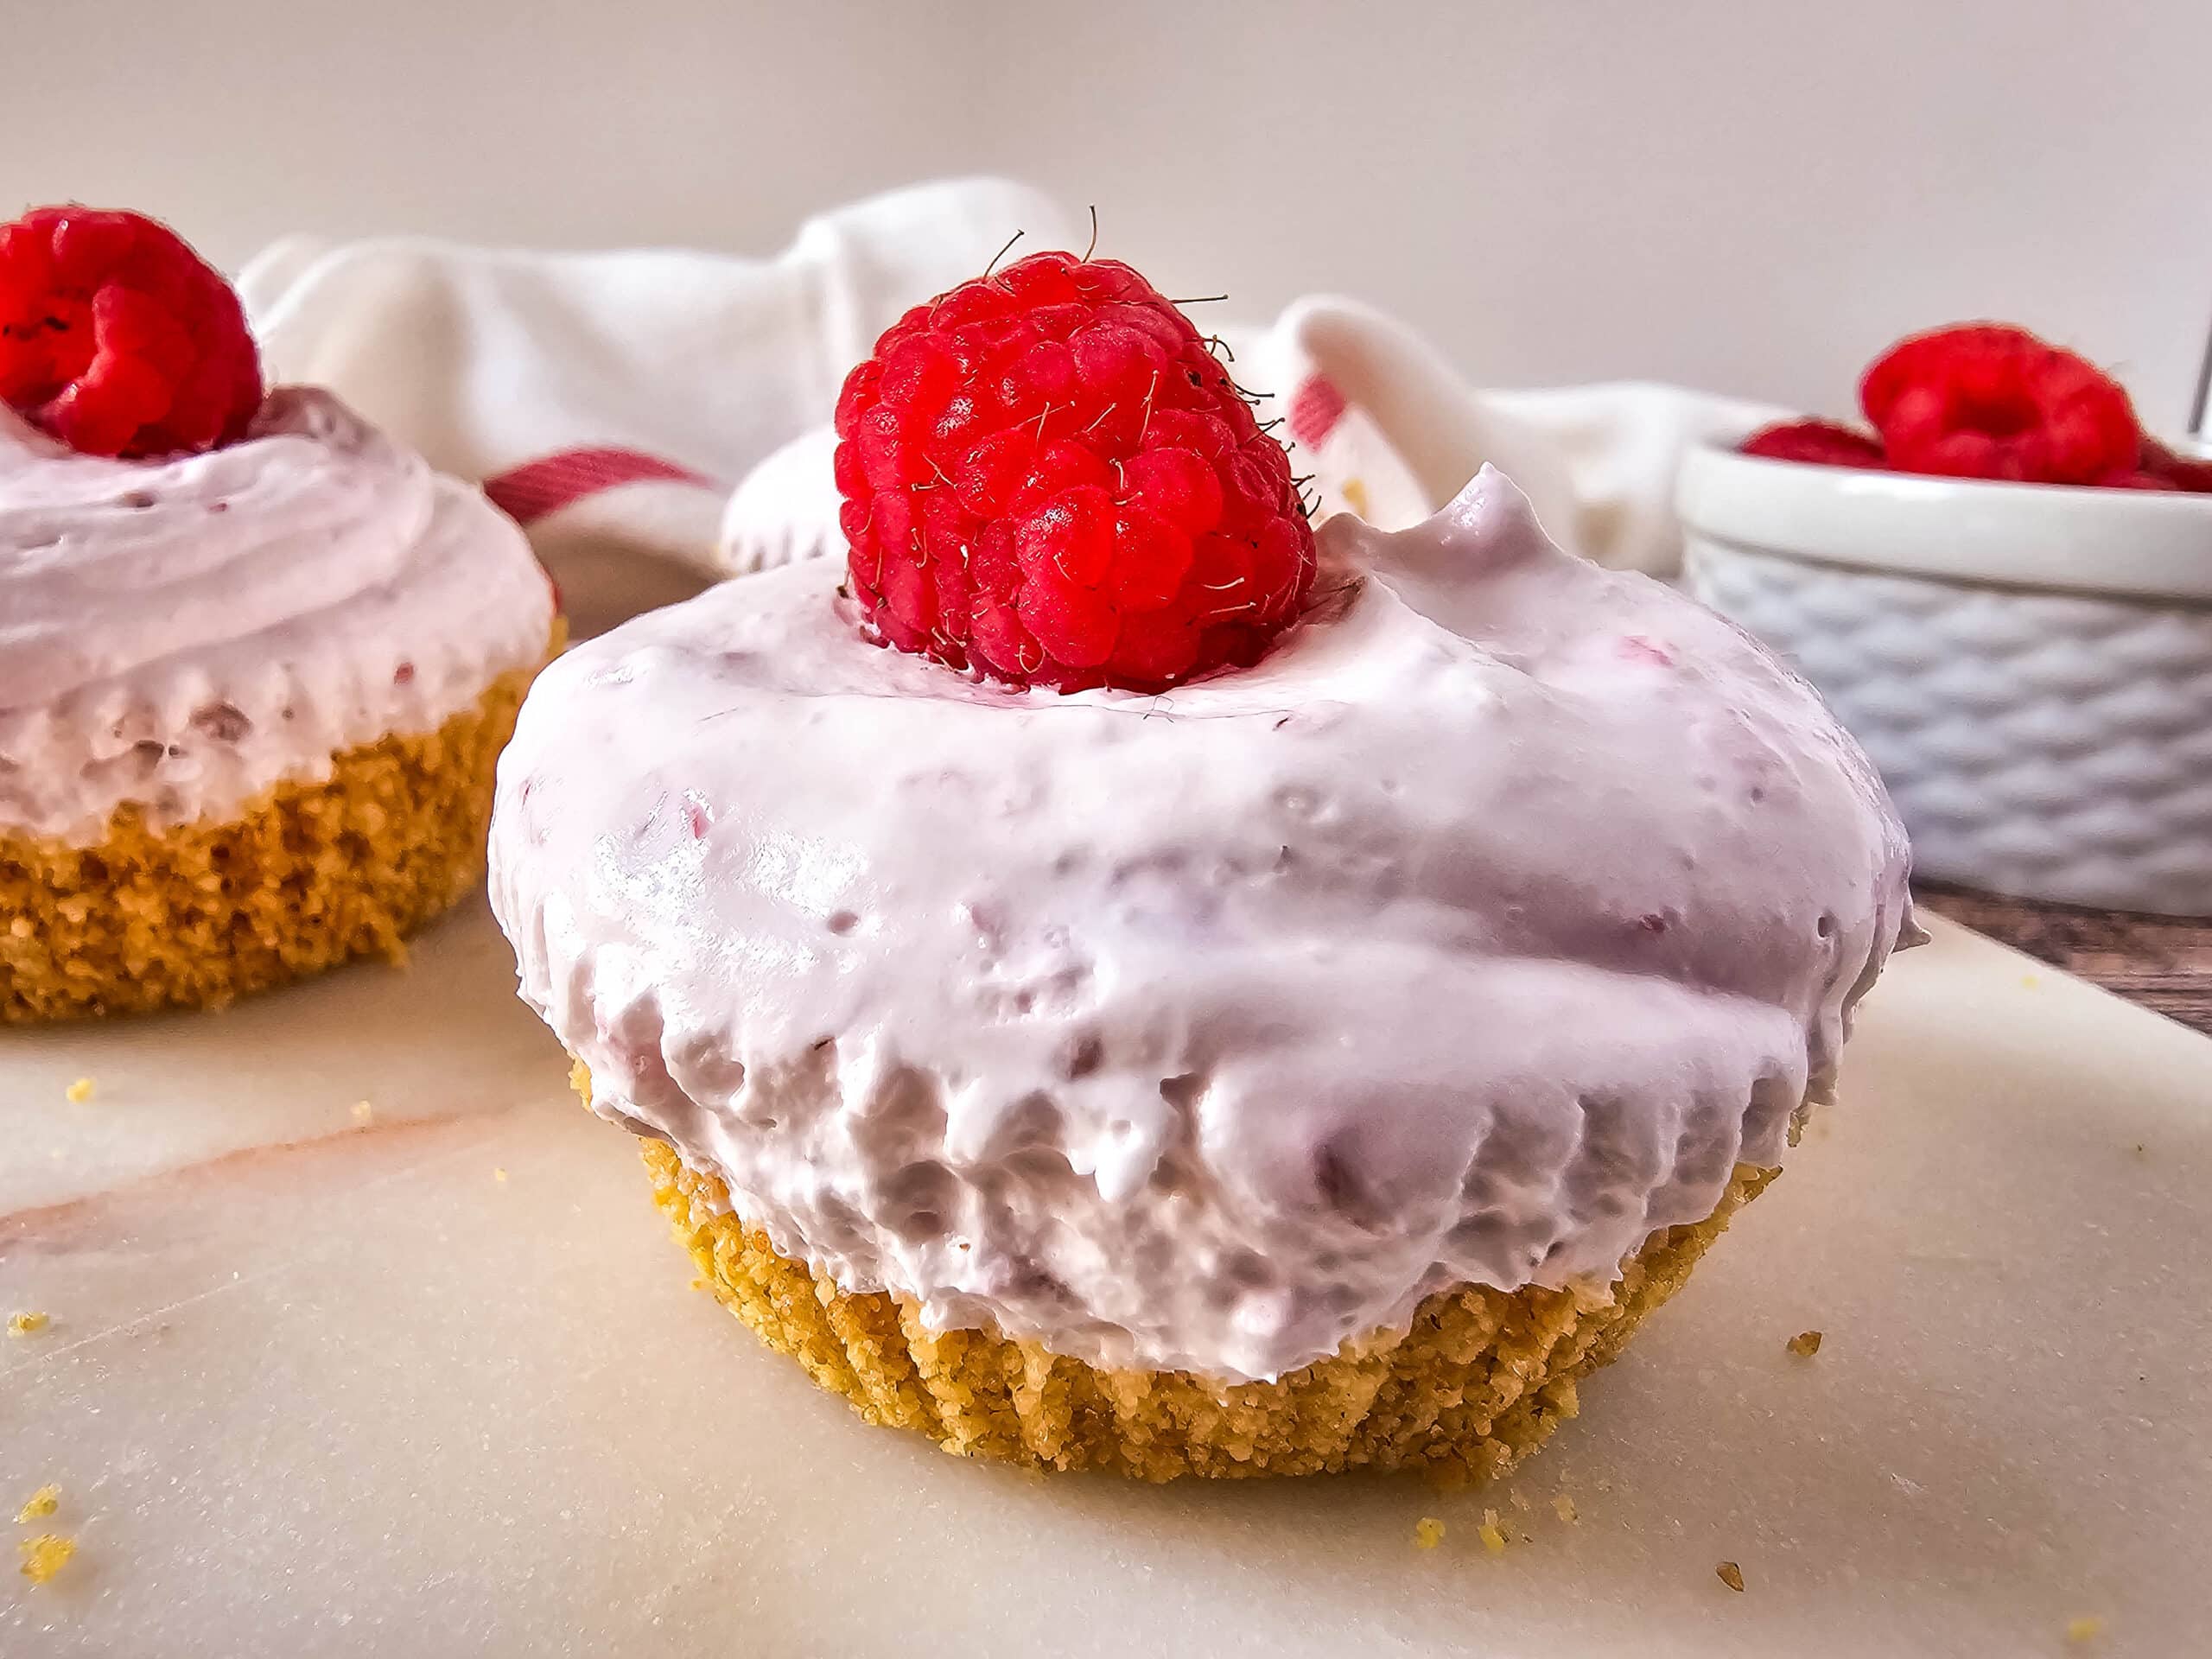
(2, 634, 557, 1023)
(621, 1066, 1773, 1481)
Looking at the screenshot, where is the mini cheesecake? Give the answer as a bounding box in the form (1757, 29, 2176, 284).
(0, 207, 556, 1021)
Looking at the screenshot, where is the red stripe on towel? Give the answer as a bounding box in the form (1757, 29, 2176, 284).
(482, 448, 717, 525)
(1285, 376, 1347, 448)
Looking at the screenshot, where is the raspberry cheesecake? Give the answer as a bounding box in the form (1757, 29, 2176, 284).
(1, 207, 558, 1021)
(489, 252, 1914, 1480)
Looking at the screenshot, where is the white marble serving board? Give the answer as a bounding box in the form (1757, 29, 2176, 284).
(3, 900, 2208, 1658)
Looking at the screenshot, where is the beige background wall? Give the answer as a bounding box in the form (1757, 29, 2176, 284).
(15, 1, 2209, 426)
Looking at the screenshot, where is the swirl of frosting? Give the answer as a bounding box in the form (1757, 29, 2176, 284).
(488, 467, 1913, 1383)
(0, 388, 555, 841)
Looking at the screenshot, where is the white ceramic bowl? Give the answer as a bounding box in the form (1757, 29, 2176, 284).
(1677, 443, 2212, 917)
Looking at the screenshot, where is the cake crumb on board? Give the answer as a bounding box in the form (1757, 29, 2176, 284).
(2066, 1616, 2105, 1643)
(1716, 1560, 1746, 1592)
(1786, 1330, 1824, 1357)
(64, 1076, 94, 1104)
(351, 1099, 373, 1124)
(8, 1310, 51, 1337)
(1477, 1508, 1507, 1554)
(1412, 1516, 1445, 1550)
(17, 1534, 75, 1585)
(16, 1484, 60, 1522)
(1552, 1494, 1578, 1523)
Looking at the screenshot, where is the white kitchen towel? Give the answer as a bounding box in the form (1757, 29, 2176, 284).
(238, 177, 1780, 626)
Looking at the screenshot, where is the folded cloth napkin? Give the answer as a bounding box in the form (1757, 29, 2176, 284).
(239, 177, 1781, 628)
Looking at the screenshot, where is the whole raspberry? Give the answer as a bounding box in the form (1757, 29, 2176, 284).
(1738, 418, 1887, 469)
(833, 250, 1316, 691)
(0, 206, 263, 458)
(1858, 322, 2139, 486)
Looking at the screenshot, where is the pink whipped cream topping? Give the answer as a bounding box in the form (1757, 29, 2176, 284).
(489, 467, 1914, 1382)
(0, 387, 553, 842)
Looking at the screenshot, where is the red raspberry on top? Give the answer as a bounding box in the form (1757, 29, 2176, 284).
(833, 249, 1317, 691)
(1858, 322, 2139, 486)
(0, 206, 264, 459)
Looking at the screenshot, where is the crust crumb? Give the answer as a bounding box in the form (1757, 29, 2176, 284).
(17, 1534, 74, 1584)
(16, 1484, 60, 1522)
(1716, 1560, 1746, 1592)
(1786, 1330, 1823, 1357)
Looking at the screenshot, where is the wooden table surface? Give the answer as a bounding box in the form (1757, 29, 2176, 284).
(1915, 886, 2212, 1038)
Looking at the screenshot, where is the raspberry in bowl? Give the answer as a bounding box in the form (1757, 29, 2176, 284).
(0, 207, 562, 1021)
(488, 251, 1914, 1480)
(1683, 322, 2212, 917)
